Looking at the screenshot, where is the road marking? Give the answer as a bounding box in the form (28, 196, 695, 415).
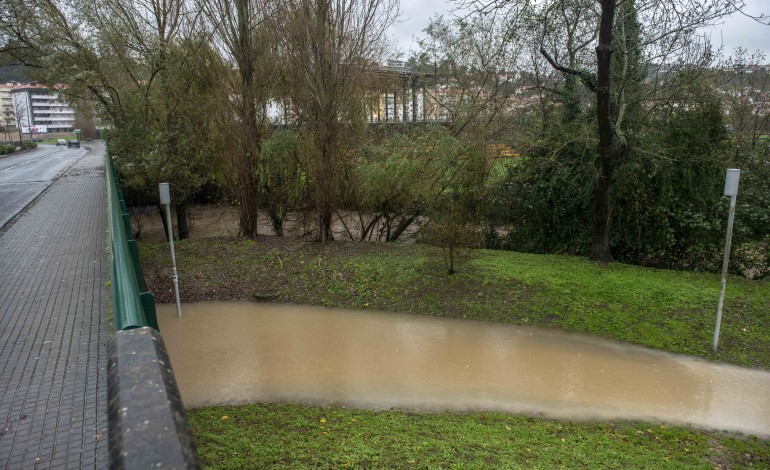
(0, 180, 48, 185)
(0, 149, 63, 172)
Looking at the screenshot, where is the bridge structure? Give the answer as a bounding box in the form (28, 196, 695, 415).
(0, 142, 198, 469)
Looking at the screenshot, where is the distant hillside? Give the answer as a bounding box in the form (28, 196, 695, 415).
(0, 65, 34, 83)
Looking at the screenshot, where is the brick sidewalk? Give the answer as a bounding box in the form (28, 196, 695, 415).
(0, 143, 109, 468)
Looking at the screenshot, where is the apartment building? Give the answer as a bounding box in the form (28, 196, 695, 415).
(11, 86, 76, 134)
(0, 83, 20, 128)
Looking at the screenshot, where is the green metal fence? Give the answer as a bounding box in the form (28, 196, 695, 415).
(106, 151, 159, 331)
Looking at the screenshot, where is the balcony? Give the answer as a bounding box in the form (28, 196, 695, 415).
(35, 116, 75, 123)
(33, 108, 72, 115)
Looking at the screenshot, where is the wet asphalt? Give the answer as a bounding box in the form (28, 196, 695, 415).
(0, 145, 87, 230)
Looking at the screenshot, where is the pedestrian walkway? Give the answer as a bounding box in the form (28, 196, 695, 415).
(0, 143, 109, 468)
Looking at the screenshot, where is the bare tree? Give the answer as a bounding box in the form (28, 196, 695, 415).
(11, 93, 28, 144)
(274, 0, 399, 242)
(417, 13, 520, 138)
(198, 0, 278, 238)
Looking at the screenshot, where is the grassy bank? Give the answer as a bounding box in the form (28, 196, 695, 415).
(140, 237, 770, 468)
(141, 236, 770, 369)
(188, 404, 769, 469)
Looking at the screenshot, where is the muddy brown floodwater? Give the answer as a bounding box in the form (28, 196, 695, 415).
(131, 205, 420, 243)
(157, 302, 770, 437)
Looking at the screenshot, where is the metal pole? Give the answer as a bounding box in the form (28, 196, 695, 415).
(165, 203, 182, 318)
(159, 183, 181, 318)
(713, 168, 740, 352)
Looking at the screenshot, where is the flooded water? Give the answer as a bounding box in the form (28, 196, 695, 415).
(157, 302, 770, 437)
(131, 205, 419, 243)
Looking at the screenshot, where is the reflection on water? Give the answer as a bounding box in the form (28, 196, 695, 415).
(157, 302, 770, 437)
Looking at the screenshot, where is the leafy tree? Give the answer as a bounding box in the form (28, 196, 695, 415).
(259, 129, 309, 236)
(0, 0, 230, 240)
(717, 50, 770, 277)
(274, 0, 398, 242)
(470, 0, 745, 261)
(199, 0, 277, 238)
(485, 7, 744, 272)
(346, 126, 463, 242)
(611, 70, 729, 270)
(421, 141, 487, 274)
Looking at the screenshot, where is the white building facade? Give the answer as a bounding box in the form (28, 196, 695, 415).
(11, 87, 76, 134)
(0, 83, 18, 128)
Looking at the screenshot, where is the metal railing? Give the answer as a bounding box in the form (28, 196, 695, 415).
(105, 151, 159, 331)
(105, 150, 200, 467)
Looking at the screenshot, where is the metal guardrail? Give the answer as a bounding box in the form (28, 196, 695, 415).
(105, 151, 200, 468)
(106, 152, 159, 331)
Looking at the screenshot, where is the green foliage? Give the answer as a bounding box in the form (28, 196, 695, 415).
(611, 71, 730, 271)
(259, 129, 309, 235)
(486, 121, 596, 254)
(731, 141, 770, 278)
(111, 39, 227, 214)
(20, 141, 37, 150)
(421, 140, 488, 274)
(487, 69, 754, 274)
(343, 125, 464, 241)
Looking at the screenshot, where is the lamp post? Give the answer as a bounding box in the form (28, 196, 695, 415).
(159, 183, 182, 318)
(713, 168, 740, 353)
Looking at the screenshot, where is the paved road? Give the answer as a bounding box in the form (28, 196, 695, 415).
(0, 145, 87, 229)
(0, 141, 109, 468)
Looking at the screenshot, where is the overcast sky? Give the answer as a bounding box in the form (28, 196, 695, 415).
(392, 0, 770, 62)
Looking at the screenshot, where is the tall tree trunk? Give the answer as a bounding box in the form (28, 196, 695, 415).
(313, 0, 334, 243)
(590, 0, 618, 262)
(235, 0, 260, 239)
(387, 214, 419, 242)
(157, 205, 170, 242)
(176, 204, 190, 240)
(269, 207, 284, 236)
(316, 133, 334, 242)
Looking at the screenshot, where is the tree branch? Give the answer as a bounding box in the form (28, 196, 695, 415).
(539, 47, 597, 93)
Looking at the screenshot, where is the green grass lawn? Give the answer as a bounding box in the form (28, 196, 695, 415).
(140, 237, 770, 468)
(188, 404, 769, 469)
